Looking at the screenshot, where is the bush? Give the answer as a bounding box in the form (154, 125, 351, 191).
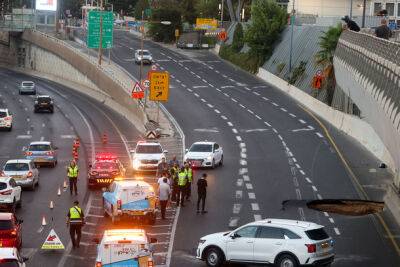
(219, 45, 260, 73)
(231, 23, 244, 52)
(201, 35, 217, 46)
(148, 7, 181, 43)
(288, 61, 307, 84)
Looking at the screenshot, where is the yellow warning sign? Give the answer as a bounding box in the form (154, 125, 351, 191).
(41, 229, 65, 250)
(149, 71, 169, 101)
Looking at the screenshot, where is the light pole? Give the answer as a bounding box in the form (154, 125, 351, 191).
(350, 0, 353, 18)
(289, 0, 295, 73)
(361, 0, 366, 28)
(220, 0, 224, 27)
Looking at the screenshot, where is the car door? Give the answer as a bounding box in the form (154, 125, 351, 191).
(226, 226, 258, 262)
(213, 144, 221, 162)
(10, 179, 21, 201)
(253, 226, 287, 263)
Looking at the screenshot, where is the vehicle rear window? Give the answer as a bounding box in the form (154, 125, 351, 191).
(38, 97, 51, 103)
(0, 112, 7, 118)
(0, 220, 13, 230)
(305, 228, 329, 241)
(136, 145, 162, 154)
(22, 82, 34, 86)
(189, 144, 213, 152)
(0, 260, 20, 267)
(0, 183, 7, 190)
(4, 163, 29, 172)
(29, 144, 51, 151)
(94, 162, 118, 169)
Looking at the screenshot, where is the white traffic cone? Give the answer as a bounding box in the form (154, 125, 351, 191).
(49, 201, 54, 209)
(42, 215, 47, 226)
(57, 187, 61, 196)
(63, 180, 67, 189)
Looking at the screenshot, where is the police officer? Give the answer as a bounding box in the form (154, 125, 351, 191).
(67, 160, 79, 195)
(66, 200, 85, 248)
(184, 162, 193, 201)
(177, 167, 187, 207)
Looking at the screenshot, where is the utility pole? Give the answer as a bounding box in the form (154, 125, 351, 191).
(220, 0, 224, 27)
(350, 0, 353, 19)
(98, 0, 103, 65)
(289, 0, 295, 72)
(361, 0, 366, 28)
(140, 10, 146, 108)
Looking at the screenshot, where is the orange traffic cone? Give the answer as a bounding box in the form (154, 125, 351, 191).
(42, 215, 47, 226)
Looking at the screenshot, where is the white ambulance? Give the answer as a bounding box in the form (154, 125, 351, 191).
(94, 229, 157, 267)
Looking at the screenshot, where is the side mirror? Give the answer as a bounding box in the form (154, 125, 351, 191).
(92, 237, 100, 244)
(150, 237, 157, 243)
(185, 149, 189, 153)
(230, 233, 239, 239)
(22, 257, 29, 262)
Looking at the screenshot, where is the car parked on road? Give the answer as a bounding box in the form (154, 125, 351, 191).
(25, 141, 57, 167)
(34, 95, 54, 113)
(87, 153, 126, 189)
(197, 218, 334, 267)
(131, 141, 168, 172)
(0, 247, 28, 266)
(184, 141, 223, 168)
(0, 109, 12, 131)
(2, 160, 39, 190)
(0, 213, 23, 250)
(134, 49, 153, 65)
(0, 177, 21, 212)
(19, 81, 36, 95)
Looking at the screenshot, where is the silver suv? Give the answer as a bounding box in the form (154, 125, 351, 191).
(135, 49, 153, 65)
(19, 81, 36, 95)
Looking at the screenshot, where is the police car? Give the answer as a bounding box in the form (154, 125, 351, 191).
(88, 154, 126, 189)
(131, 141, 168, 172)
(94, 229, 156, 267)
(102, 179, 157, 224)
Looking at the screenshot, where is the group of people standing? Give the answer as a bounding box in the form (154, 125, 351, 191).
(157, 156, 208, 219)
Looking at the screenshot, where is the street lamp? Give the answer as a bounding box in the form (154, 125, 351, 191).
(289, 1, 295, 72)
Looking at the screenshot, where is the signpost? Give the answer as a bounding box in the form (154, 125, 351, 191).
(195, 18, 218, 30)
(149, 71, 169, 102)
(131, 82, 144, 99)
(87, 11, 114, 49)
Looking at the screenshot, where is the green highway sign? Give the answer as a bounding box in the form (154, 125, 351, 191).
(87, 11, 114, 49)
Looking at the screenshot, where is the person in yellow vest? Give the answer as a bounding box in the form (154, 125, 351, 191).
(170, 163, 179, 202)
(184, 162, 193, 201)
(67, 160, 79, 195)
(177, 167, 188, 207)
(66, 200, 85, 249)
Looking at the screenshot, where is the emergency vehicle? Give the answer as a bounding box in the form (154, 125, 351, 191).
(94, 229, 156, 267)
(102, 179, 157, 224)
(88, 154, 126, 189)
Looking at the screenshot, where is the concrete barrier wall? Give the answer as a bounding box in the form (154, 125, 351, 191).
(334, 30, 400, 187)
(21, 30, 146, 132)
(257, 68, 394, 172)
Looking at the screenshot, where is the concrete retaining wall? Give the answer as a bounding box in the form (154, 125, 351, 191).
(21, 30, 146, 132)
(257, 68, 394, 171)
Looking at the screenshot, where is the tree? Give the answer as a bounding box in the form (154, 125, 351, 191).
(134, 0, 149, 19)
(60, 0, 85, 18)
(315, 23, 343, 105)
(231, 23, 244, 52)
(195, 0, 220, 19)
(109, 0, 138, 16)
(148, 4, 181, 43)
(244, 0, 287, 65)
(181, 0, 196, 24)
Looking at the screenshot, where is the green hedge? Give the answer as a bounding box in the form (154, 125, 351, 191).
(201, 36, 217, 46)
(219, 45, 260, 73)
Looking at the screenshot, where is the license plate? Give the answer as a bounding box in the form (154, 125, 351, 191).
(12, 175, 22, 179)
(321, 242, 329, 249)
(40, 104, 48, 106)
(192, 161, 201, 166)
(35, 158, 46, 162)
(99, 173, 109, 177)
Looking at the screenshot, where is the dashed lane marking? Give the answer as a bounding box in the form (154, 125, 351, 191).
(296, 189, 302, 200)
(16, 135, 32, 139)
(243, 175, 250, 181)
(245, 183, 253, 190)
(329, 218, 335, 224)
(251, 203, 260, 211)
(61, 135, 77, 139)
(193, 85, 207, 88)
(227, 122, 233, 126)
(307, 125, 315, 130)
(232, 128, 238, 134)
(214, 109, 221, 114)
(248, 192, 256, 199)
(324, 212, 329, 217)
(236, 136, 242, 141)
(207, 104, 214, 108)
(221, 85, 234, 88)
(236, 191, 243, 199)
(254, 215, 262, 221)
(299, 119, 306, 124)
(272, 102, 279, 106)
(289, 113, 296, 118)
(255, 115, 262, 120)
(229, 217, 239, 228)
(253, 92, 260, 96)
(280, 108, 287, 112)
(221, 115, 228, 120)
(299, 170, 305, 175)
(305, 177, 312, 183)
(236, 179, 244, 187)
(312, 186, 318, 192)
(231, 98, 238, 102)
(317, 194, 323, 200)
(316, 132, 324, 138)
(233, 204, 242, 214)
(334, 227, 341, 235)
(262, 97, 269, 101)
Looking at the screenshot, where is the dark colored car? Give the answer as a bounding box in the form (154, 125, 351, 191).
(88, 154, 126, 189)
(34, 96, 54, 113)
(0, 213, 22, 249)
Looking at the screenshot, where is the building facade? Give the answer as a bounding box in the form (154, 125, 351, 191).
(371, 1, 400, 26)
(287, 0, 372, 17)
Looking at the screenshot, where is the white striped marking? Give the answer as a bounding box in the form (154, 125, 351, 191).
(231, 98, 238, 102)
(324, 212, 329, 217)
(243, 175, 250, 181)
(329, 217, 335, 224)
(251, 203, 260, 211)
(289, 113, 296, 117)
(334, 228, 341, 235)
(236, 136, 242, 141)
(317, 194, 323, 200)
(232, 128, 238, 134)
(264, 122, 271, 127)
(312, 186, 318, 192)
(16, 135, 32, 139)
(248, 192, 256, 199)
(246, 183, 253, 190)
(299, 170, 305, 175)
(316, 132, 324, 138)
(280, 108, 287, 112)
(305, 177, 312, 183)
(255, 115, 262, 120)
(221, 115, 228, 120)
(262, 97, 269, 101)
(299, 119, 306, 124)
(207, 104, 214, 108)
(272, 102, 279, 106)
(227, 122, 233, 126)
(254, 215, 262, 221)
(253, 92, 260, 96)
(247, 109, 254, 114)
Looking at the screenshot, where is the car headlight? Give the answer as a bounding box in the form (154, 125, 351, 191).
(206, 156, 212, 161)
(132, 159, 141, 169)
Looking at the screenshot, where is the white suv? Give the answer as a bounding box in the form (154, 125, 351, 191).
(0, 176, 22, 211)
(197, 219, 334, 267)
(0, 109, 13, 131)
(184, 141, 223, 168)
(131, 141, 168, 172)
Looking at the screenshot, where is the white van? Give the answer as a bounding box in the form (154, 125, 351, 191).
(94, 229, 157, 267)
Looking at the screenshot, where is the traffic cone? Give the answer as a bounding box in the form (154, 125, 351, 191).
(75, 138, 80, 147)
(42, 216, 47, 226)
(57, 187, 61, 196)
(102, 133, 108, 144)
(49, 201, 54, 209)
(63, 180, 67, 189)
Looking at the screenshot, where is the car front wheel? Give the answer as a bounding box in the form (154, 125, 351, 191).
(275, 254, 298, 267)
(205, 248, 224, 267)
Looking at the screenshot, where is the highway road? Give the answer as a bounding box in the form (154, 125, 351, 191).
(104, 30, 400, 267)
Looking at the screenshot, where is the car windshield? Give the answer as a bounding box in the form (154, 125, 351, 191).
(29, 144, 51, 151)
(38, 97, 51, 103)
(4, 163, 29, 172)
(136, 145, 162, 154)
(0, 112, 6, 118)
(94, 162, 118, 169)
(22, 82, 34, 87)
(0, 220, 13, 230)
(138, 51, 150, 56)
(305, 228, 329, 241)
(0, 182, 7, 190)
(189, 144, 213, 152)
(0, 260, 20, 267)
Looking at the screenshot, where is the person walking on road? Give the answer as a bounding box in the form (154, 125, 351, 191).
(67, 160, 79, 195)
(375, 19, 392, 40)
(177, 167, 188, 207)
(184, 162, 193, 201)
(156, 157, 169, 178)
(197, 173, 208, 214)
(66, 200, 85, 249)
(158, 177, 171, 220)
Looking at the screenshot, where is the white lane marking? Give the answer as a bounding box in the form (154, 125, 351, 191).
(245, 183, 253, 190)
(295, 163, 301, 169)
(251, 203, 260, 211)
(253, 92, 260, 96)
(60, 135, 76, 139)
(296, 188, 302, 200)
(245, 129, 268, 133)
(241, 153, 247, 159)
(193, 85, 207, 88)
(233, 204, 242, 214)
(26, 118, 30, 122)
(289, 113, 296, 117)
(196, 75, 201, 79)
(221, 115, 228, 120)
(236, 136, 242, 141)
(288, 152, 293, 157)
(316, 132, 324, 138)
(255, 115, 262, 120)
(200, 98, 206, 103)
(282, 141, 286, 147)
(278, 135, 283, 140)
(264, 121, 271, 127)
(307, 125, 315, 130)
(194, 93, 199, 97)
(240, 159, 247, 166)
(232, 128, 238, 134)
(231, 98, 238, 102)
(239, 104, 246, 108)
(248, 192, 256, 199)
(299, 119, 306, 124)
(334, 228, 341, 235)
(194, 128, 219, 133)
(16, 135, 32, 139)
(207, 103, 214, 108)
(239, 143, 246, 148)
(254, 215, 262, 221)
(227, 122, 233, 126)
(239, 168, 248, 175)
(27, 131, 30, 135)
(244, 87, 251, 91)
(223, 93, 230, 97)
(214, 109, 221, 114)
(329, 218, 335, 224)
(187, 88, 193, 92)
(262, 97, 269, 101)
(40, 136, 44, 141)
(324, 212, 329, 217)
(312, 186, 318, 192)
(299, 170, 305, 175)
(293, 177, 299, 187)
(243, 175, 250, 181)
(272, 102, 279, 106)
(272, 128, 278, 133)
(176, 79, 181, 83)
(221, 85, 234, 88)
(247, 109, 254, 114)
(305, 177, 312, 183)
(292, 128, 313, 132)
(42, 123, 46, 127)
(216, 88, 221, 92)
(281, 108, 288, 112)
(202, 79, 208, 83)
(317, 194, 323, 200)
(181, 84, 187, 88)
(292, 157, 297, 163)
(236, 179, 244, 187)
(229, 217, 239, 228)
(24, 107, 28, 111)
(298, 207, 306, 221)
(236, 190, 243, 199)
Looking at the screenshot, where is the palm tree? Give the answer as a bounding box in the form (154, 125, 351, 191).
(315, 23, 342, 105)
